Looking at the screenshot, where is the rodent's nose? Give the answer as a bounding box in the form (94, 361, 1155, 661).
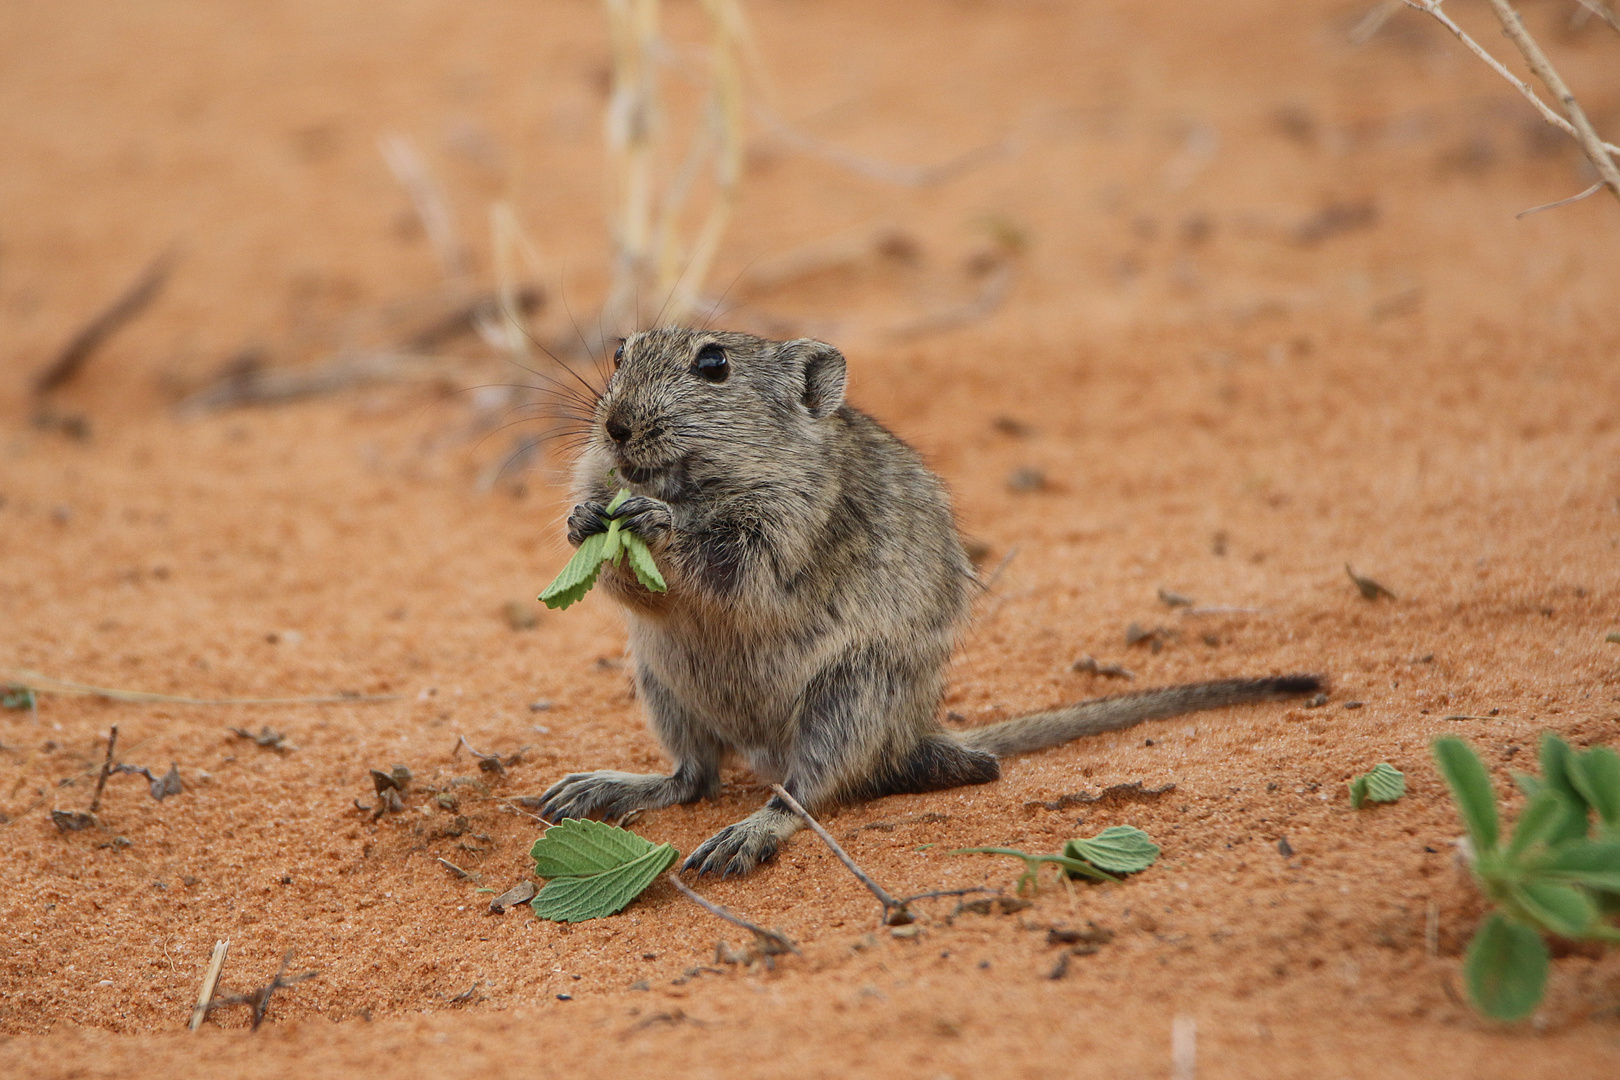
(605, 417, 632, 444)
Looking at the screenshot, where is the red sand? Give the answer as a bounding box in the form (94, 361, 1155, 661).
(2, 1, 1618, 1076)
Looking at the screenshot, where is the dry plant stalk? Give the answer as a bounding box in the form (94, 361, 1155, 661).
(1402, 0, 1619, 209)
(600, 0, 750, 335)
(189, 940, 230, 1032)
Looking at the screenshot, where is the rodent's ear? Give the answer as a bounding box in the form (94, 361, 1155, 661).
(783, 339, 846, 419)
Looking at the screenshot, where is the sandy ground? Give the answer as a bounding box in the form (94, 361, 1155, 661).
(2, 0, 1618, 1076)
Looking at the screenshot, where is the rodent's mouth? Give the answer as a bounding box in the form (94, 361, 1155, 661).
(617, 463, 663, 486)
(615, 457, 691, 501)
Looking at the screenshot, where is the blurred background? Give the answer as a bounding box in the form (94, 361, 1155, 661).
(3, 0, 1615, 435)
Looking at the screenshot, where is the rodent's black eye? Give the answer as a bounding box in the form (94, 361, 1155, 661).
(613, 341, 625, 367)
(691, 343, 728, 383)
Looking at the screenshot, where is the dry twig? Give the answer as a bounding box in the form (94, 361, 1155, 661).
(769, 783, 913, 925)
(755, 105, 1011, 187)
(1483, 0, 1620, 205)
(880, 261, 1014, 341)
(1402, 0, 1620, 208)
(33, 252, 175, 396)
(5, 668, 397, 706)
(380, 134, 469, 286)
(206, 951, 318, 1031)
(1571, 0, 1620, 35)
(175, 351, 463, 414)
(189, 940, 230, 1032)
(453, 735, 525, 776)
(87, 726, 119, 816)
(666, 872, 800, 957)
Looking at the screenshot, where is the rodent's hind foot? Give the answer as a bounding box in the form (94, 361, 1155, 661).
(683, 807, 799, 877)
(534, 770, 686, 823)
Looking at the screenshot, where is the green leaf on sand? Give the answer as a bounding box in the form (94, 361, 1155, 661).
(1348, 762, 1406, 809)
(538, 488, 668, 610)
(1064, 825, 1161, 874)
(528, 818, 680, 922)
(952, 825, 1160, 891)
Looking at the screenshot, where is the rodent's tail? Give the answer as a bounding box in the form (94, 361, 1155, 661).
(954, 675, 1323, 758)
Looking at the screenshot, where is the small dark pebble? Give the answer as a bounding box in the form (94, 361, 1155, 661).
(1006, 467, 1047, 493)
(556, 993, 572, 1001)
(1047, 923, 1113, 947)
(1144, 739, 1155, 747)
(528, 701, 553, 712)
(1277, 837, 1295, 857)
(1343, 701, 1363, 710)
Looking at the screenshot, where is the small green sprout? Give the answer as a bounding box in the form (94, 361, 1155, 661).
(1433, 733, 1620, 1021)
(1, 683, 37, 710)
(1348, 762, 1405, 808)
(952, 825, 1160, 894)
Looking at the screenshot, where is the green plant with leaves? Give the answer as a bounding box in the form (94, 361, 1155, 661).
(528, 818, 680, 922)
(1, 683, 36, 710)
(952, 825, 1160, 894)
(1349, 762, 1405, 808)
(1432, 733, 1620, 1021)
(539, 489, 668, 610)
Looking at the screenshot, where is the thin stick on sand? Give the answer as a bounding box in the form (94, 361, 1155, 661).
(4, 668, 397, 706)
(770, 784, 913, 925)
(666, 873, 800, 955)
(33, 251, 175, 396)
(87, 726, 119, 816)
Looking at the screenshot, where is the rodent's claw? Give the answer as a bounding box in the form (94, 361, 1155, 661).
(612, 495, 673, 542)
(535, 770, 663, 822)
(565, 502, 611, 548)
(683, 821, 780, 877)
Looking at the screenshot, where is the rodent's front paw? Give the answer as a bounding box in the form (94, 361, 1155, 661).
(682, 820, 781, 878)
(612, 495, 673, 542)
(565, 501, 611, 547)
(536, 770, 660, 822)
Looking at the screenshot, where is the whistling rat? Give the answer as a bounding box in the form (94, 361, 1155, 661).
(537, 328, 1320, 876)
